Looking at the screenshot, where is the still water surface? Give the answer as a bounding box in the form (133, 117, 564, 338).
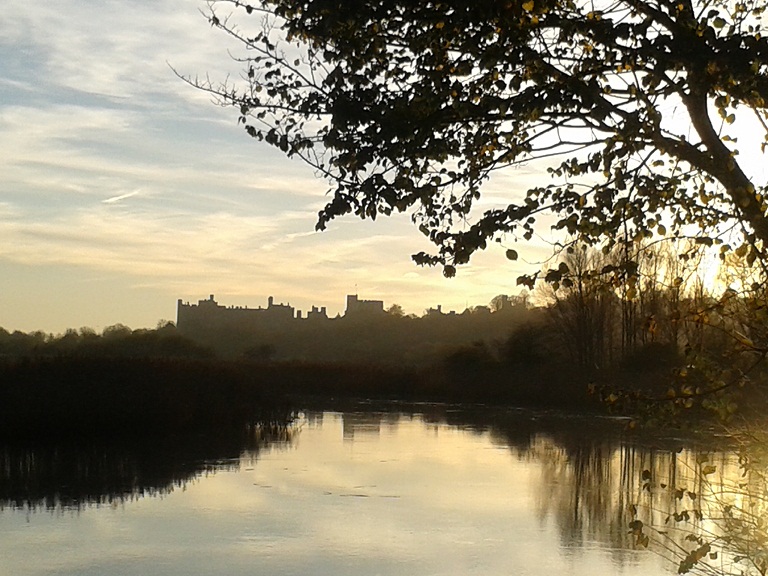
(0, 406, 721, 575)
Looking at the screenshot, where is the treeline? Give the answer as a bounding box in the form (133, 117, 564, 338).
(0, 322, 214, 360)
(3, 238, 768, 422)
(342, 239, 768, 416)
(186, 296, 537, 365)
(486, 240, 768, 418)
(0, 325, 288, 441)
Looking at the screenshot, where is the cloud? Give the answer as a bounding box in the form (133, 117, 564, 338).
(102, 189, 145, 204)
(0, 0, 544, 332)
(1, 1, 234, 101)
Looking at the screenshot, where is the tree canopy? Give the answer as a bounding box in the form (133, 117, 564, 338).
(187, 0, 768, 281)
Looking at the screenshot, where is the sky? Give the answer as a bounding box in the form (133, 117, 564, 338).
(0, 0, 553, 334)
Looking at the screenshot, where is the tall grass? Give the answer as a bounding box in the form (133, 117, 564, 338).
(0, 356, 287, 440)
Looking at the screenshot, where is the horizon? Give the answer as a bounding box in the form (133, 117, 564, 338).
(0, 0, 543, 335)
(1, 290, 525, 336)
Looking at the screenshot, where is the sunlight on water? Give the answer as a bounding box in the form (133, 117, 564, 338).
(0, 409, 681, 576)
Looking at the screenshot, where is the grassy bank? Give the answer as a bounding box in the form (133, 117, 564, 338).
(0, 357, 291, 441)
(0, 354, 612, 441)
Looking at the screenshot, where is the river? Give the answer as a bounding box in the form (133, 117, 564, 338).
(0, 404, 740, 575)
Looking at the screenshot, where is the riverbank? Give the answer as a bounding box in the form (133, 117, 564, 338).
(0, 354, 657, 442)
(0, 357, 291, 441)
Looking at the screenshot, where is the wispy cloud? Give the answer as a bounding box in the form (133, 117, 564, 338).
(0, 0, 540, 331)
(102, 189, 144, 204)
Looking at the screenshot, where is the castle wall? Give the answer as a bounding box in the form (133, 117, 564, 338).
(177, 294, 296, 334)
(178, 293, 383, 336)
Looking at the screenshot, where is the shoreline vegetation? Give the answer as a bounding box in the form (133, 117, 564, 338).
(5, 247, 768, 440)
(0, 325, 700, 443)
(0, 352, 602, 441)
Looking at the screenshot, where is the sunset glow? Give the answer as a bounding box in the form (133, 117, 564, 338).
(0, 0, 544, 333)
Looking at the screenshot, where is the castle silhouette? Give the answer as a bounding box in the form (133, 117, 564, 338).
(176, 294, 387, 333)
(175, 294, 526, 363)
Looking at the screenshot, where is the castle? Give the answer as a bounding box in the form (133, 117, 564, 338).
(176, 293, 386, 333)
(174, 293, 527, 364)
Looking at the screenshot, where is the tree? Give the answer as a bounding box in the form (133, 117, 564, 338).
(489, 294, 515, 313)
(540, 245, 618, 370)
(185, 0, 768, 281)
(385, 303, 405, 317)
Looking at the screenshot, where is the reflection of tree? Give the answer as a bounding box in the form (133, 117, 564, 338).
(518, 430, 742, 571)
(532, 438, 631, 549)
(629, 433, 768, 576)
(1, 398, 743, 576)
(414, 404, 738, 567)
(0, 423, 297, 511)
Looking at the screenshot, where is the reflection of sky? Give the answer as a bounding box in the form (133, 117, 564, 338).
(0, 412, 671, 576)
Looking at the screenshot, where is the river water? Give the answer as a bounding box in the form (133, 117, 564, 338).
(0, 405, 736, 575)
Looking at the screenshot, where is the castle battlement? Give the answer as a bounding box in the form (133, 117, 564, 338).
(177, 293, 387, 334)
(177, 294, 298, 333)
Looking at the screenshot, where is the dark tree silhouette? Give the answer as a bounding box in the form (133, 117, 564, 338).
(184, 0, 768, 280)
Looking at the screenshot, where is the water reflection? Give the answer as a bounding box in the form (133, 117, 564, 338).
(0, 405, 745, 576)
(481, 411, 738, 569)
(0, 423, 297, 510)
(324, 405, 741, 568)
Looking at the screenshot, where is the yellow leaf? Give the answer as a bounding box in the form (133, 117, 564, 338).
(735, 331, 755, 348)
(522, 0, 535, 11)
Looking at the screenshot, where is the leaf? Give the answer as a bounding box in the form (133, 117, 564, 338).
(702, 464, 717, 475)
(678, 543, 711, 574)
(506, 249, 519, 261)
(195, 0, 768, 281)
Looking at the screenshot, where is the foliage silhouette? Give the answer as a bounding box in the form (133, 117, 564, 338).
(624, 427, 768, 576)
(186, 0, 768, 280)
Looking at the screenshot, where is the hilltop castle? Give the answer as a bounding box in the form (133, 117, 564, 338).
(175, 293, 530, 364)
(176, 293, 386, 333)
